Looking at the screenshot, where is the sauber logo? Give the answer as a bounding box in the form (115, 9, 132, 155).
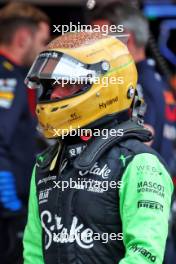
(39, 188, 52, 204)
(79, 162, 111, 179)
(38, 175, 57, 185)
(41, 210, 94, 250)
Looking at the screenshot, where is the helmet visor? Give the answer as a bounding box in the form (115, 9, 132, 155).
(25, 51, 107, 102)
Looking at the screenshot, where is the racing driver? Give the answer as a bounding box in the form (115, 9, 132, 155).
(23, 31, 173, 264)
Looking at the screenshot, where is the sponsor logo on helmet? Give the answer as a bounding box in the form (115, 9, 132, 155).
(99, 96, 118, 109)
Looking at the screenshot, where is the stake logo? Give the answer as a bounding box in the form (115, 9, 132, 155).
(79, 162, 111, 179)
(41, 210, 94, 250)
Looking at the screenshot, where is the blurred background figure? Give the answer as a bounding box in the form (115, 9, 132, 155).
(0, 2, 50, 263)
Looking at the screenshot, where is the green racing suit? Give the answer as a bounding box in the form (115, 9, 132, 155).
(23, 150, 173, 264)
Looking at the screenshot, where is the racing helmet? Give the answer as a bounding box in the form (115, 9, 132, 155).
(25, 31, 138, 138)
